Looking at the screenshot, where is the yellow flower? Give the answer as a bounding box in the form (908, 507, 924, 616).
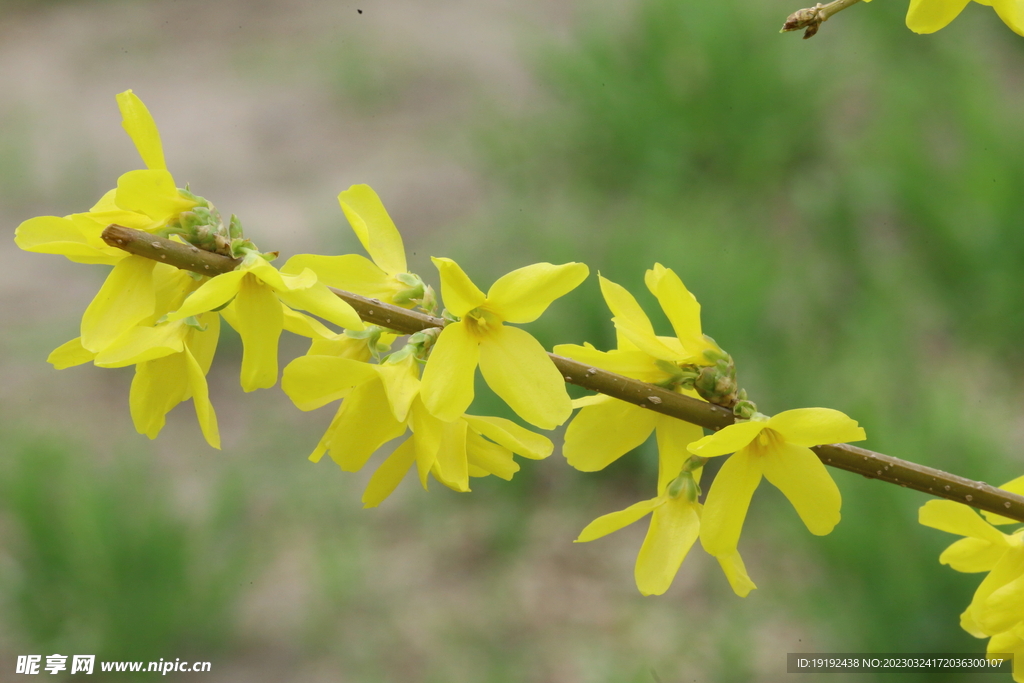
(559, 271, 759, 595)
(609, 264, 722, 366)
(15, 90, 198, 261)
(362, 399, 552, 506)
(419, 258, 589, 429)
(905, 0, 1023, 36)
(575, 419, 756, 597)
(688, 408, 866, 556)
(919, 497, 1024, 638)
(282, 352, 552, 504)
(46, 263, 222, 448)
(556, 274, 710, 472)
(282, 184, 424, 307)
(167, 254, 364, 391)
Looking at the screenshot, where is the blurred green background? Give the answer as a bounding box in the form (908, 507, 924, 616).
(1, 0, 1023, 680)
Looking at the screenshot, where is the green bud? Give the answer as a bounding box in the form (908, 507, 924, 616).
(442, 309, 461, 324)
(395, 272, 420, 286)
(228, 214, 244, 239)
(694, 360, 739, 408)
(733, 399, 758, 419)
(178, 185, 210, 208)
(230, 240, 260, 262)
(418, 285, 438, 316)
(667, 471, 701, 502)
(184, 315, 208, 332)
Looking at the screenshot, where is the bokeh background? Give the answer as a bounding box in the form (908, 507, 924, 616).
(1, 0, 1023, 680)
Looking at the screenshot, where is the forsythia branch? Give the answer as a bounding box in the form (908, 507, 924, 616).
(101, 224, 1024, 523)
(781, 0, 862, 38)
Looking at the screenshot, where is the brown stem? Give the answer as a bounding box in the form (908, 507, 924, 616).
(100, 224, 1024, 523)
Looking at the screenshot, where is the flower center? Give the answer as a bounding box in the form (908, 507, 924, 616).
(749, 428, 781, 456)
(464, 307, 502, 339)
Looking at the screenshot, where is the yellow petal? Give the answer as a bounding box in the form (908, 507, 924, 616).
(375, 354, 421, 422)
(715, 550, 757, 597)
(645, 264, 706, 351)
(14, 215, 123, 265)
(576, 498, 661, 543)
(151, 262, 199, 316)
(431, 418, 470, 492)
(282, 253, 403, 302)
(186, 312, 220, 374)
(598, 274, 654, 352)
(47, 338, 96, 369)
(975, 549, 1024, 635)
(94, 321, 187, 367)
(919, 499, 1009, 545)
(766, 407, 866, 446)
(247, 259, 315, 292)
(940, 537, 1011, 573)
(990, 0, 1024, 37)
(419, 322, 480, 421)
(699, 450, 763, 556)
(688, 420, 768, 458)
(655, 415, 705, 494)
(114, 169, 194, 223)
(281, 355, 378, 411)
(80, 255, 157, 352)
(563, 398, 657, 471)
(410, 400, 441, 488)
(986, 630, 1024, 676)
(84, 206, 161, 232)
(635, 498, 700, 596)
(184, 345, 220, 449)
(486, 262, 590, 324)
(129, 353, 189, 439)
(90, 188, 119, 212)
(613, 316, 688, 361)
(432, 257, 486, 317)
(465, 431, 519, 480)
(275, 281, 364, 331)
(324, 378, 407, 472)
(230, 275, 284, 391)
(960, 602, 985, 638)
(478, 325, 572, 429)
(571, 393, 608, 409)
(761, 441, 842, 536)
(281, 306, 336, 339)
(362, 438, 417, 508)
(463, 414, 553, 459)
(167, 270, 246, 320)
(116, 90, 166, 171)
(906, 0, 971, 33)
(339, 184, 408, 275)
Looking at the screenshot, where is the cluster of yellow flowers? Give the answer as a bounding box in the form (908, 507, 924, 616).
(18, 90, 1023, 662)
(920, 479, 1024, 681)
(14, 92, 877, 600)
